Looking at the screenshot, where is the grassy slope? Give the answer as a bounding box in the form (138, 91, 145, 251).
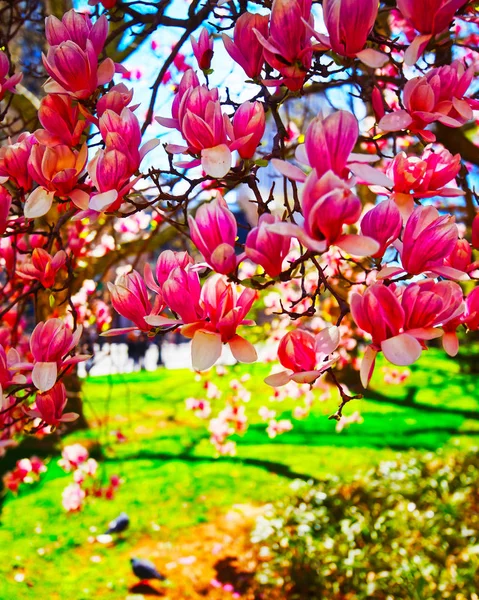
(0, 350, 478, 599)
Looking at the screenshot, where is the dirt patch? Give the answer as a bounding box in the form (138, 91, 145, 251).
(123, 504, 265, 599)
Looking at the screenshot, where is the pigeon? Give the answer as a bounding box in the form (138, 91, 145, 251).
(106, 512, 129, 534)
(130, 557, 166, 582)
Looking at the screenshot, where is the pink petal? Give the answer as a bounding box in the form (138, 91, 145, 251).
(356, 48, 389, 68)
(101, 327, 139, 337)
(406, 327, 443, 340)
(264, 370, 292, 387)
(191, 330, 222, 371)
(381, 333, 422, 366)
(61, 412, 79, 422)
(404, 35, 432, 66)
(291, 370, 324, 384)
(69, 189, 90, 210)
(376, 266, 405, 280)
(271, 159, 307, 182)
(360, 346, 377, 388)
(97, 58, 115, 86)
(431, 265, 469, 281)
(228, 335, 257, 364)
(139, 138, 160, 160)
(315, 326, 340, 356)
(443, 332, 459, 357)
(379, 110, 413, 132)
(336, 234, 380, 257)
(349, 162, 393, 187)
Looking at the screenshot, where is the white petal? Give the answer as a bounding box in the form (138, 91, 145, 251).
(315, 326, 340, 356)
(24, 188, 55, 219)
(89, 190, 118, 212)
(201, 144, 232, 178)
(381, 334, 422, 366)
(191, 330, 222, 371)
(32, 362, 58, 393)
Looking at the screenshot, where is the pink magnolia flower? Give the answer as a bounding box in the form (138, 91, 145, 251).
(254, 0, 313, 91)
(28, 142, 87, 195)
(28, 382, 78, 428)
(28, 319, 88, 392)
(397, 0, 469, 64)
(378, 205, 466, 280)
(222, 11, 269, 79)
(266, 418, 293, 438)
(157, 73, 253, 178)
(382, 367, 411, 385)
(25, 142, 88, 218)
(191, 28, 214, 71)
(310, 0, 387, 68)
(43, 33, 114, 99)
(245, 213, 292, 277)
(0, 344, 26, 390)
(45, 10, 108, 55)
(188, 195, 240, 274)
(185, 397, 212, 419)
(187, 276, 257, 371)
(0, 50, 23, 100)
(105, 270, 166, 336)
(73, 458, 98, 483)
(351, 279, 463, 386)
(445, 239, 479, 276)
(379, 61, 478, 141)
(17, 248, 66, 289)
(360, 201, 402, 258)
(158, 80, 231, 177)
(161, 265, 205, 325)
(265, 326, 340, 387)
(62, 482, 85, 511)
(0, 186, 12, 234)
(232, 101, 265, 160)
(0, 133, 35, 191)
(37, 94, 87, 147)
(272, 111, 392, 188)
(96, 83, 134, 117)
(59, 443, 89, 471)
(146, 275, 258, 371)
(98, 108, 142, 171)
(464, 287, 479, 331)
(269, 171, 380, 257)
(144, 250, 194, 294)
(384, 146, 463, 218)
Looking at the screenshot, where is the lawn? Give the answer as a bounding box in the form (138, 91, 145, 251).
(0, 349, 478, 599)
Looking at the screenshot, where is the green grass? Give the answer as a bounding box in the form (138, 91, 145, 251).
(0, 349, 478, 599)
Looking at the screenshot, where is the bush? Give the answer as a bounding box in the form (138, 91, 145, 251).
(252, 450, 479, 599)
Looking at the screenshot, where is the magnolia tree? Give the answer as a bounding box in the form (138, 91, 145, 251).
(0, 0, 479, 501)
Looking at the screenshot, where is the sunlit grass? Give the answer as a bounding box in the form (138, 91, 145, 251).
(0, 348, 477, 598)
